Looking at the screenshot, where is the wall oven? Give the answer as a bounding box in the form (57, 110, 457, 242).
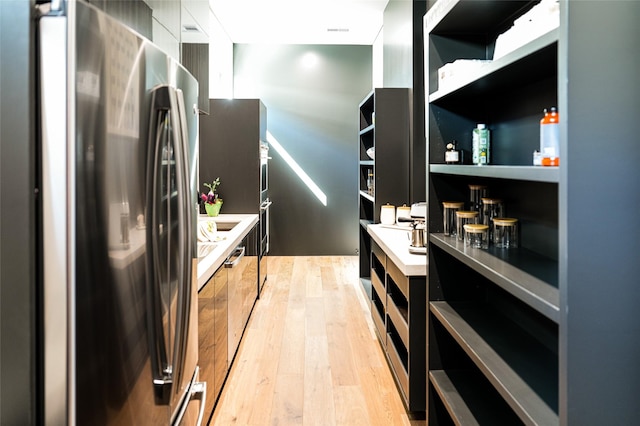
(259, 143, 271, 296)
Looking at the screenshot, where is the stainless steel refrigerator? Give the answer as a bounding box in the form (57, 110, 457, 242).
(37, 1, 205, 424)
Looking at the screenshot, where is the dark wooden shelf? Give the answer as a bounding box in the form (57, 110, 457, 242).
(430, 233, 559, 322)
(425, 0, 533, 34)
(430, 164, 559, 183)
(430, 301, 558, 425)
(429, 29, 558, 104)
(429, 369, 524, 425)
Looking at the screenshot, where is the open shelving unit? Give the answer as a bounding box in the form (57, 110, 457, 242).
(424, 1, 640, 424)
(425, 1, 560, 424)
(358, 88, 411, 293)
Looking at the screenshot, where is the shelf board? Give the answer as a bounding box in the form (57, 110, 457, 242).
(359, 124, 374, 135)
(430, 233, 559, 322)
(359, 160, 374, 166)
(359, 191, 374, 203)
(430, 301, 558, 425)
(425, 0, 532, 34)
(429, 28, 558, 104)
(429, 369, 524, 425)
(430, 164, 559, 183)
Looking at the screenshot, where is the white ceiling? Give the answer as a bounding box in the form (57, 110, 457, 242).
(207, 0, 389, 45)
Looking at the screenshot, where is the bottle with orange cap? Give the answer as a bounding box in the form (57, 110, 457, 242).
(540, 107, 560, 166)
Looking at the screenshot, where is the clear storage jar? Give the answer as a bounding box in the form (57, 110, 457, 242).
(481, 197, 504, 239)
(468, 184, 487, 212)
(493, 218, 519, 249)
(442, 201, 464, 237)
(464, 224, 489, 249)
(456, 211, 479, 242)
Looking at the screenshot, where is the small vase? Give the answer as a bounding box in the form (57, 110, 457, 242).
(205, 201, 222, 217)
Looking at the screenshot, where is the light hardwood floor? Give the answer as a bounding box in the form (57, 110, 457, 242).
(210, 256, 426, 426)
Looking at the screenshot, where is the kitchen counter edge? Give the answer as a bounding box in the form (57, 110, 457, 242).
(197, 213, 259, 291)
(367, 224, 427, 276)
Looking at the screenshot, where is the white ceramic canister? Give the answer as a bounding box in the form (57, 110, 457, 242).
(396, 204, 411, 227)
(380, 203, 396, 225)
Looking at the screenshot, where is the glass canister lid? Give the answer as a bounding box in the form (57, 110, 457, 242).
(442, 201, 464, 208)
(481, 197, 502, 204)
(493, 217, 518, 226)
(455, 210, 479, 218)
(463, 224, 489, 233)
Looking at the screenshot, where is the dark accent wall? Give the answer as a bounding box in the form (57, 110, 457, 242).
(233, 44, 372, 255)
(383, 0, 427, 205)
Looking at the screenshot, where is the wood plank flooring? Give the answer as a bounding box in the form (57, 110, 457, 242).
(210, 256, 426, 426)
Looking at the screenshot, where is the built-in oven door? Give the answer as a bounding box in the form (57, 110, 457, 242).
(258, 198, 271, 296)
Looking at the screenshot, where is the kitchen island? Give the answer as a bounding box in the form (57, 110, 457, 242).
(366, 223, 427, 415)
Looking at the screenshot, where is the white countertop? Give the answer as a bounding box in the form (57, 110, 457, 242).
(196, 213, 259, 291)
(367, 224, 427, 276)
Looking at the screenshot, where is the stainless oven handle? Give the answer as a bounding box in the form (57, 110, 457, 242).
(260, 201, 272, 211)
(224, 246, 246, 268)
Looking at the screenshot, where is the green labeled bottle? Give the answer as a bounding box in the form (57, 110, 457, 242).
(472, 123, 490, 165)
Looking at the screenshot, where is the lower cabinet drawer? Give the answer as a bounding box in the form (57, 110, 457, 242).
(386, 300, 409, 349)
(387, 333, 409, 399)
(372, 306, 386, 347)
(371, 272, 386, 309)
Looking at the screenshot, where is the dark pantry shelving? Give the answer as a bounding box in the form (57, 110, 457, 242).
(358, 88, 411, 292)
(425, 0, 640, 424)
(425, 0, 560, 424)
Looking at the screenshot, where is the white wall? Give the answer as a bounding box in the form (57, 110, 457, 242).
(372, 27, 384, 88)
(208, 10, 234, 99)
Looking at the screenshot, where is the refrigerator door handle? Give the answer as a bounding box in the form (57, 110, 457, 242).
(147, 85, 194, 408)
(172, 367, 207, 426)
(147, 85, 188, 404)
(170, 87, 194, 398)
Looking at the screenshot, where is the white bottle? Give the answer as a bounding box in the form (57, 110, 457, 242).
(472, 124, 490, 165)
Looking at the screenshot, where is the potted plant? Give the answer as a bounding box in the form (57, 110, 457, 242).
(201, 177, 223, 216)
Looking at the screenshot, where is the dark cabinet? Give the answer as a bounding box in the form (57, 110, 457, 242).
(199, 99, 266, 214)
(181, 43, 209, 114)
(369, 239, 426, 414)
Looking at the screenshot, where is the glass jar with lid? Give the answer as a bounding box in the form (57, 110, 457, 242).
(456, 210, 479, 242)
(481, 197, 504, 239)
(493, 217, 519, 249)
(464, 224, 489, 249)
(442, 201, 464, 237)
(468, 184, 487, 212)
